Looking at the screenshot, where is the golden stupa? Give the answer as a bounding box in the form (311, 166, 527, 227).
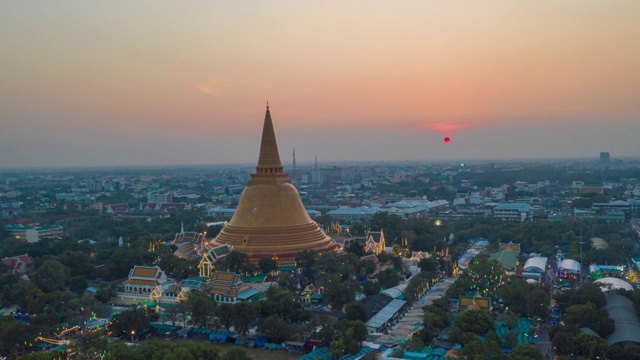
(209, 104, 336, 265)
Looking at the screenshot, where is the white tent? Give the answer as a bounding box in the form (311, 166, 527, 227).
(558, 259, 581, 274)
(523, 257, 547, 273)
(594, 277, 634, 292)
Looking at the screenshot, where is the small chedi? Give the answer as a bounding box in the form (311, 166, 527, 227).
(209, 104, 336, 265)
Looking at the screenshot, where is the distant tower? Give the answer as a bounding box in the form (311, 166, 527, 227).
(180, 221, 184, 234)
(292, 149, 297, 185)
(118, 236, 123, 247)
(311, 154, 322, 183)
(599, 152, 610, 165)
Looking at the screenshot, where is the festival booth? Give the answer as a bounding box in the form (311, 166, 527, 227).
(557, 259, 581, 279)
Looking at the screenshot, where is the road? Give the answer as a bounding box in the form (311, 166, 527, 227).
(374, 276, 458, 345)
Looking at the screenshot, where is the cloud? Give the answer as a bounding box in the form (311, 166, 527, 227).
(197, 79, 222, 97)
(397, 121, 475, 134)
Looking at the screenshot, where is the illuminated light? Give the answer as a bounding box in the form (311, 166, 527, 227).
(460, 163, 465, 167)
(444, 137, 450, 143)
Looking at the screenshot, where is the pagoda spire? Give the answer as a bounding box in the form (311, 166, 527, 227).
(255, 103, 284, 175)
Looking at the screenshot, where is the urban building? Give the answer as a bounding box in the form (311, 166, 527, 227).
(493, 203, 532, 221)
(600, 152, 611, 165)
(121, 266, 169, 297)
(6, 224, 64, 243)
(147, 190, 172, 204)
(209, 271, 259, 303)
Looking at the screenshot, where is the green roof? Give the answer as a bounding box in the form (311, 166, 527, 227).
(241, 274, 266, 283)
(489, 250, 519, 269)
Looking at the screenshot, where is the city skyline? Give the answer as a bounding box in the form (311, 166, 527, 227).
(2, 1, 639, 168)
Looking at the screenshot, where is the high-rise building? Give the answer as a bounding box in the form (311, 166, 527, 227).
(600, 152, 610, 164)
(209, 105, 336, 265)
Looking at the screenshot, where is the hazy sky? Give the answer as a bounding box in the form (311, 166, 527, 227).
(1, 1, 639, 168)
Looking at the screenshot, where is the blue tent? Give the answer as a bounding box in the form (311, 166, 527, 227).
(255, 336, 268, 347)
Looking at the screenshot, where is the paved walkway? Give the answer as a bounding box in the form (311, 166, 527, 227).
(375, 276, 458, 345)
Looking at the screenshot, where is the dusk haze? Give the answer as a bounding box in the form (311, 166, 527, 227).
(2, 1, 639, 168)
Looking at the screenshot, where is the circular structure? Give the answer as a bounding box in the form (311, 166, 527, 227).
(209, 105, 336, 265)
(444, 136, 450, 143)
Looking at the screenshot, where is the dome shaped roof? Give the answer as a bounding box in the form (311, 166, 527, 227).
(210, 105, 336, 264)
(595, 277, 634, 292)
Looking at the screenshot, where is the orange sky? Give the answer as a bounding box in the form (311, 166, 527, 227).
(1, 1, 639, 167)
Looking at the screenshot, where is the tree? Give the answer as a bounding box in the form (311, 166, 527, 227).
(551, 328, 578, 356)
(345, 301, 367, 322)
(573, 333, 608, 359)
(369, 212, 403, 244)
(483, 330, 504, 360)
(349, 221, 366, 236)
(295, 250, 318, 277)
(186, 290, 216, 328)
(109, 309, 151, 338)
(107, 341, 138, 359)
(376, 268, 399, 289)
(258, 316, 295, 342)
(418, 257, 438, 273)
(356, 259, 377, 280)
(525, 287, 550, 319)
(0, 317, 36, 356)
(330, 327, 361, 358)
(58, 251, 94, 278)
(336, 320, 368, 343)
(217, 251, 249, 273)
(345, 241, 365, 257)
(258, 257, 278, 274)
(78, 331, 108, 356)
(329, 337, 348, 359)
(362, 281, 381, 296)
(31, 259, 70, 293)
(68, 275, 88, 295)
(323, 274, 360, 312)
(511, 343, 544, 360)
(102, 245, 154, 281)
(221, 348, 252, 360)
(185, 342, 221, 360)
(454, 309, 495, 335)
(165, 303, 179, 326)
(217, 303, 234, 330)
(95, 282, 116, 303)
(232, 301, 256, 335)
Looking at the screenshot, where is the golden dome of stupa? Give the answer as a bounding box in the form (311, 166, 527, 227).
(209, 104, 336, 265)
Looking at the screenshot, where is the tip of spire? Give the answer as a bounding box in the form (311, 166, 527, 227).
(266, 101, 270, 110)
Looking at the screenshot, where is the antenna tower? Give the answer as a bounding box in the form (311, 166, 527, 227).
(292, 149, 297, 185)
(579, 222, 584, 279)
